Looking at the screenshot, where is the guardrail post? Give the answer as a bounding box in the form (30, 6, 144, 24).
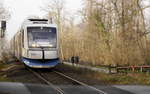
(74, 56, 79, 64)
(108, 64, 111, 74)
(71, 56, 75, 66)
(132, 66, 135, 72)
(116, 64, 119, 73)
(140, 67, 143, 72)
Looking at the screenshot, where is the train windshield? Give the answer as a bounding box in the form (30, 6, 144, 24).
(27, 27, 57, 48)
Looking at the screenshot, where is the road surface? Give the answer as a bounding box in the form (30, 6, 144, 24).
(0, 82, 150, 94)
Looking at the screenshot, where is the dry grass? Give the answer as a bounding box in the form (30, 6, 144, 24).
(63, 64, 150, 85)
(0, 62, 12, 82)
(86, 72, 150, 85)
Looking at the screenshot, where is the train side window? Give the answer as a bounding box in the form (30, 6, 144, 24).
(22, 30, 24, 47)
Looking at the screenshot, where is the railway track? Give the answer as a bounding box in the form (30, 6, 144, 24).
(27, 68, 107, 94)
(53, 71, 107, 94)
(27, 68, 65, 94)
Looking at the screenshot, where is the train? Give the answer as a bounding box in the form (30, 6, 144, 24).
(10, 18, 60, 68)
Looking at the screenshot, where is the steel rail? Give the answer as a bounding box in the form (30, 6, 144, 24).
(27, 68, 65, 94)
(53, 71, 107, 94)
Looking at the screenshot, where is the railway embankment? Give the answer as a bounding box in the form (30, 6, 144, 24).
(1, 52, 150, 85)
(0, 52, 104, 85)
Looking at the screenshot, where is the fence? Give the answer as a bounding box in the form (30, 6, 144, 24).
(63, 57, 150, 73)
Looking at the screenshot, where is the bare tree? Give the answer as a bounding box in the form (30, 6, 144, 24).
(43, 0, 150, 66)
(43, 0, 66, 61)
(75, 0, 150, 66)
(0, 2, 10, 60)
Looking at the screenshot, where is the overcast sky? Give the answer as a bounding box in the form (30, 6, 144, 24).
(3, 0, 83, 39)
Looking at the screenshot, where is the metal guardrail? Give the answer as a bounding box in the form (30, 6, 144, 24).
(116, 65, 150, 72)
(102, 65, 150, 73)
(64, 60, 150, 73)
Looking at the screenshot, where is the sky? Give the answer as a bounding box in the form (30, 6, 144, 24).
(3, 0, 83, 39)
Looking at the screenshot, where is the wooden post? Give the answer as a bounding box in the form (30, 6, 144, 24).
(108, 64, 111, 74)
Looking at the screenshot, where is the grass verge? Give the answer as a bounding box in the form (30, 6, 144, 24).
(62, 64, 150, 85)
(0, 61, 13, 82)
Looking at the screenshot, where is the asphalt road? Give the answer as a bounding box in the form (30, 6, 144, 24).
(0, 82, 150, 94)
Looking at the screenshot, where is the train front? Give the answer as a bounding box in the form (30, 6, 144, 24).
(22, 25, 59, 68)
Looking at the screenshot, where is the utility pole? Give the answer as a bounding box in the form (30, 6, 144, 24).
(0, 20, 6, 60)
(0, 20, 6, 38)
(1, 21, 6, 38)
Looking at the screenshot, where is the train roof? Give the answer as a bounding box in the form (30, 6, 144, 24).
(28, 19, 48, 21)
(25, 24, 57, 28)
(21, 18, 56, 28)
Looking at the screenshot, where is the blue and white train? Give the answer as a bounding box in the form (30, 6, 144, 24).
(10, 18, 60, 68)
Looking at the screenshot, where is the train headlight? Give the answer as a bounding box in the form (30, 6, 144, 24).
(48, 44, 53, 47)
(24, 60, 30, 65)
(31, 43, 40, 48)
